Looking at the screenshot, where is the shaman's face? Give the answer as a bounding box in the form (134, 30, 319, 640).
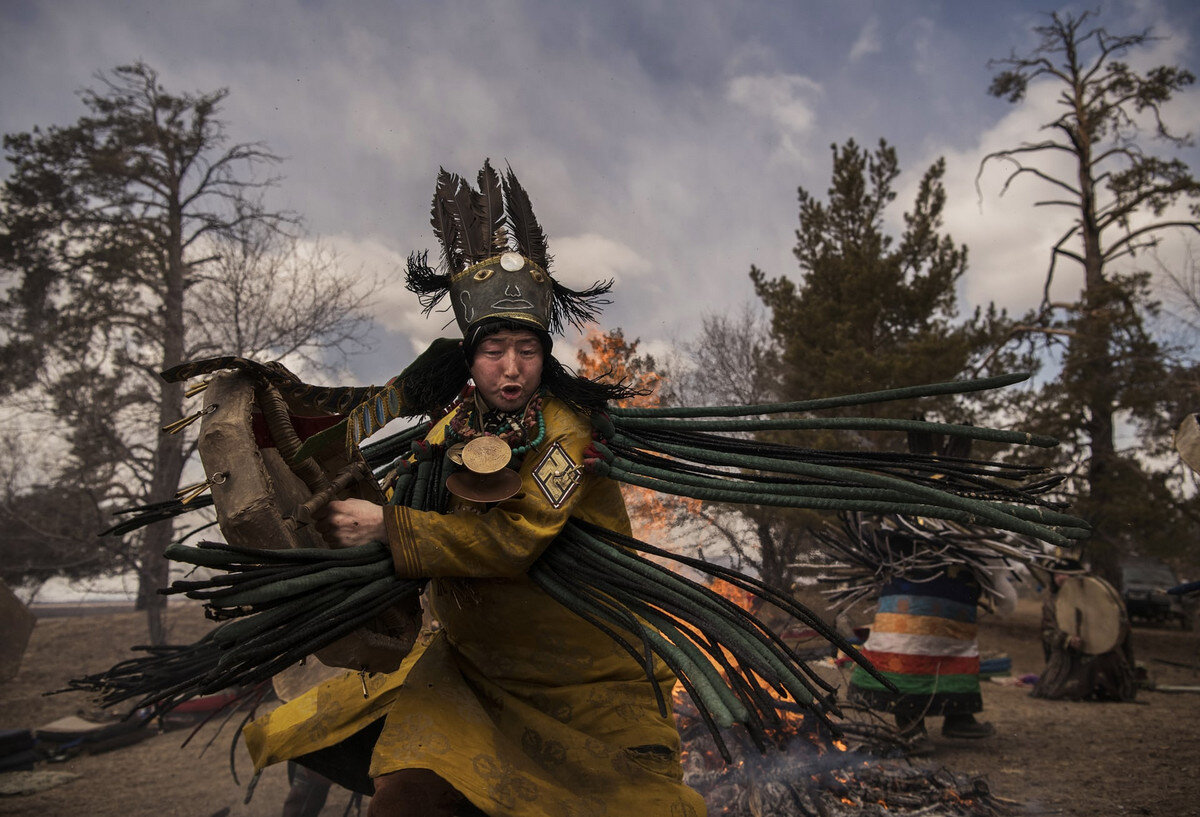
(450, 252, 554, 335)
(469, 329, 544, 413)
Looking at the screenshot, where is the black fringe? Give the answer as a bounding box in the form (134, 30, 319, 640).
(542, 356, 648, 414)
(395, 338, 470, 416)
(404, 251, 451, 314)
(549, 278, 615, 335)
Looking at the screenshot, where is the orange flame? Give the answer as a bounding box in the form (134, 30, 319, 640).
(575, 327, 703, 542)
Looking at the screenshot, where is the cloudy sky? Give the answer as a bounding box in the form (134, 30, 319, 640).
(3, 0, 1200, 387)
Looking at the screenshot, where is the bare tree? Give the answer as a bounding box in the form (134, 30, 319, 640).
(188, 223, 379, 372)
(657, 306, 813, 591)
(0, 63, 376, 641)
(979, 11, 1200, 567)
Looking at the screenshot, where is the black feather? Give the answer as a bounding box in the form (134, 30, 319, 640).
(502, 165, 550, 270)
(449, 173, 487, 264)
(431, 169, 464, 273)
(477, 160, 506, 253)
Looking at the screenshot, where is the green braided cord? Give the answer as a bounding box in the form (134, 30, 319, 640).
(615, 414, 1058, 448)
(211, 577, 407, 678)
(204, 572, 422, 697)
(411, 456, 434, 513)
(623, 615, 736, 728)
(586, 569, 824, 726)
(567, 518, 893, 695)
(365, 423, 432, 473)
(195, 561, 394, 608)
(210, 584, 348, 644)
(670, 615, 780, 746)
(607, 453, 1087, 537)
(555, 531, 777, 697)
(211, 582, 418, 693)
(167, 540, 390, 565)
(558, 527, 802, 687)
(562, 540, 812, 713)
(533, 563, 681, 722)
(610, 433, 1076, 547)
(556, 526, 831, 710)
(531, 564, 735, 729)
(559, 528, 819, 707)
(215, 574, 396, 657)
(607, 464, 1028, 535)
(634, 606, 751, 723)
(165, 559, 371, 599)
(528, 560, 667, 717)
(609, 372, 1030, 419)
(390, 472, 415, 506)
(214, 575, 399, 670)
(609, 454, 974, 504)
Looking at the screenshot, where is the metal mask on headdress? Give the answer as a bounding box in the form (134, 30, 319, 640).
(404, 160, 613, 339)
(450, 251, 553, 335)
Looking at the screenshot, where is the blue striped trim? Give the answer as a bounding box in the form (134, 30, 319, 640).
(877, 594, 977, 623)
(881, 574, 979, 605)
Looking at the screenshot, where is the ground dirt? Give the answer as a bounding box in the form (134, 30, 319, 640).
(1, 595, 1198, 817)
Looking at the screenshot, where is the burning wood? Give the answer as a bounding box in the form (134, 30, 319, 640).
(676, 691, 1017, 816)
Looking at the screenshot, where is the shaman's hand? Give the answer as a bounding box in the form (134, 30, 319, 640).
(315, 498, 387, 548)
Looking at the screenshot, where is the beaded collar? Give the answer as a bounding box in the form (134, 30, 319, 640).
(445, 386, 547, 456)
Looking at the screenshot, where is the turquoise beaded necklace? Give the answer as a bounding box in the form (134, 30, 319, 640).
(445, 387, 546, 455)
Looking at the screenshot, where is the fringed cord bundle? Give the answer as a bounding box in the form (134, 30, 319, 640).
(66, 541, 424, 712)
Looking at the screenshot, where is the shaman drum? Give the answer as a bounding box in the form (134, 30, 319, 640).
(1054, 575, 1124, 655)
(197, 369, 421, 674)
(1176, 413, 1200, 475)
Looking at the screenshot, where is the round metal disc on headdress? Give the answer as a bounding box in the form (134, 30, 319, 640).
(461, 435, 512, 474)
(500, 252, 525, 271)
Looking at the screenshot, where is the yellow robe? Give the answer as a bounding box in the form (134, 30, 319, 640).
(243, 397, 706, 817)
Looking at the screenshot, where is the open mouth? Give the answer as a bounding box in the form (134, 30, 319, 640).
(501, 386, 523, 400)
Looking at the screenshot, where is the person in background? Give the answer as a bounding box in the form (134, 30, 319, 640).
(1031, 563, 1136, 702)
(849, 564, 995, 755)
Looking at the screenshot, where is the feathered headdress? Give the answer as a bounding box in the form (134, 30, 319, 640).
(405, 160, 613, 336)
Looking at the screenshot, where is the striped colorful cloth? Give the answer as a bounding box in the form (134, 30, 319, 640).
(848, 570, 983, 718)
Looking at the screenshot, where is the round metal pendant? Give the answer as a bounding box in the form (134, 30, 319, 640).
(499, 252, 525, 271)
(461, 435, 512, 474)
(446, 442, 466, 466)
(445, 468, 523, 503)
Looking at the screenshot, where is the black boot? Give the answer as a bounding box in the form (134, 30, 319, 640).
(895, 715, 934, 756)
(941, 712, 995, 739)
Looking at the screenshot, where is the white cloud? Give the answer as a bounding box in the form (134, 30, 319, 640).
(726, 72, 822, 136)
(4, 0, 1197, 390)
(850, 17, 883, 62)
(901, 77, 1089, 315)
(552, 233, 652, 287)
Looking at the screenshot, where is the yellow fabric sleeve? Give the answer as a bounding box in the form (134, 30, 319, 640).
(382, 398, 594, 578)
